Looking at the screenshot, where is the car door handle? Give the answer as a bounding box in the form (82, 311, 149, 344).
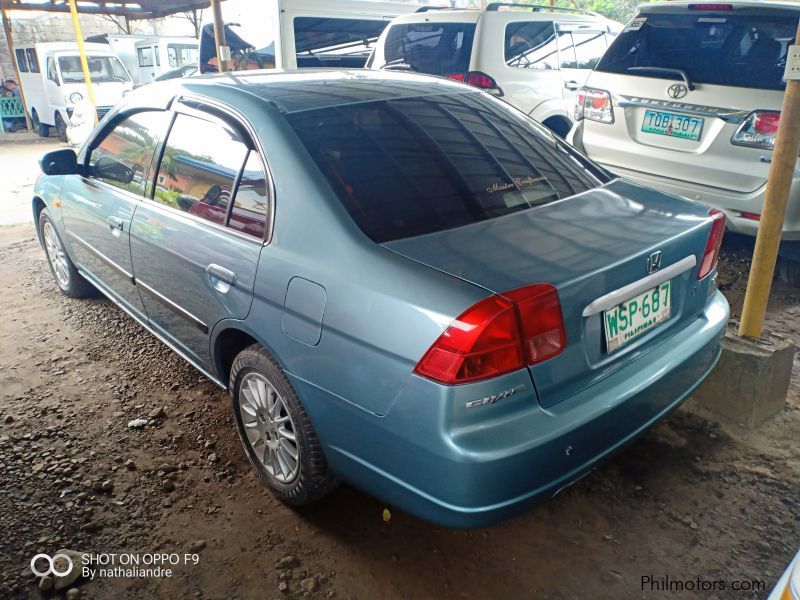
(206, 263, 236, 292)
(564, 80, 580, 91)
(107, 215, 124, 230)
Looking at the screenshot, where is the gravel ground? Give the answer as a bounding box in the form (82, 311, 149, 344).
(0, 222, 798, 600)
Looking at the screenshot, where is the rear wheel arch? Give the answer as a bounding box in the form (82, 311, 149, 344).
(213, 326, 263, 388)
(541, 115, 573, 139)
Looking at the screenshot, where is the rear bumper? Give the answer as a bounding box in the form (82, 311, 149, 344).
(292, 291, 729, 529)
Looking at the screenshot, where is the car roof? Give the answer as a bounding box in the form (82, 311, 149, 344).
(641, 1, 800, 13)
(158, 69, 477, 115)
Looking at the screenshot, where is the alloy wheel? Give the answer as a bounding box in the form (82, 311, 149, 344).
(238, 372, 300, 483)
(43, 221, 70, 289)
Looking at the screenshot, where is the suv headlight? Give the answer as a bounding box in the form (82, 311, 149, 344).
(68, 92, 83, 104)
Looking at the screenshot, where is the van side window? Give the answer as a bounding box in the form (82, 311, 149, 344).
(26, 49, 40, 73)
(15, 49, 28, 73)
(154, 113, 249, 228)
(229, 151, 269, 238)
(88, 111, 172, 195)
(138, 46, 155, 68)
(47, 58, 58, 83)
(505, 21, 558, 69)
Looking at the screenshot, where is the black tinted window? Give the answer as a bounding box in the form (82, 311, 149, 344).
(505, 21, 557, 68)
(15, 49, 28, 73)
(287, 92, 607, 242)
(26, 49, 39, 73)
(155, 113, 249, 227)
(380, 22, 476, 77)
(89, 111, 171, 195)
(294, 17, 388, 68)
(597, 12, 799, 90)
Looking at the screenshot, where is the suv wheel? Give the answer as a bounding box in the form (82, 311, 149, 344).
(39, 209, 93, 298)
(230, 344, 336, 505)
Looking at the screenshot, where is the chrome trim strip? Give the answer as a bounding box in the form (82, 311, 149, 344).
(67, 230, 134, 284)
(136, 278, 209, 334)
(77, 268, 225, 389)
(617, 96, 750, 124)
(582, 255, 697, 317)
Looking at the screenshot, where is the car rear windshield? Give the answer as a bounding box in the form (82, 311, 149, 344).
(596, 11, 799, 91)
(378, 22, 476, 77)
(286, 92, 609, 242)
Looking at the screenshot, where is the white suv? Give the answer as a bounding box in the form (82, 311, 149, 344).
(570, 1, 800, 239)
(368, 3, 620, 137)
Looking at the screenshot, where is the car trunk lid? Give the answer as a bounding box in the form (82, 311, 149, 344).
(383, 179, 715, 408)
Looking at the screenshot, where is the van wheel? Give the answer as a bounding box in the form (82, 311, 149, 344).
(778, 256, 800, 288)
(32, 110, 49, 138)
(54, 113, 67, 141)
(39, 209, 94, 298)
(230, 344, 336, 505)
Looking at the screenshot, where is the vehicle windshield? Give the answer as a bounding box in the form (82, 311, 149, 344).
(286, 91, 609, 242)
(596, 11, 799, 90)
(374, 22, 476, 77)
(58, 55, 130, 83)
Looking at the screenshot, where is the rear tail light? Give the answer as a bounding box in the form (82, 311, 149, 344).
(697, 209, 726, 280)
(731, 111, 781, 150)
(442, 72, 466, 82)
(465, 71, 504, 96)
(575, 87, 614, 124)
(414, 284, 565, 385)
(740, 211, 761, 221)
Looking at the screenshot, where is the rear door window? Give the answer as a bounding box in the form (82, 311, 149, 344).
(154, 113, 249, 227)
(379, 22, 476, 77)
(286, 92, 608, 242)
(505, 21, 558, 69)
(294, 17, 389, 68)
(597, 11, 799, 90)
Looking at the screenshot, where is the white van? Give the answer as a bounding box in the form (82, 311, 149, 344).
(13, 42, 133, 139)
(369, 4, 621, 137)
(86, 34, 199, 85)
(197, 0, 418, 73)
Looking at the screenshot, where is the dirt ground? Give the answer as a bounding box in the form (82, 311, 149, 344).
(1, 178, 799, 599)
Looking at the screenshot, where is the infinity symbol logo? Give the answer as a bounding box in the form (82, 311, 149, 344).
(30, 553, 74, 578)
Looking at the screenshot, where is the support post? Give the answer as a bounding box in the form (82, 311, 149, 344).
(66, 0, 97, 123)
(738, 26, 800, 339)
(1, 4, 32, 131)
(210, 0, 229, 72)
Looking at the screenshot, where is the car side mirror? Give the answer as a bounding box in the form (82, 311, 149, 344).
(92, 155, 134, 184)
(39, 148, 78, 176)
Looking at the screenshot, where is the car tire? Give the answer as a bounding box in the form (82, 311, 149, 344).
(39, 209, 94, 298)
(230, 344, 336, 505)
(32, 110, 49, 138)
(778, 256, 800, 288)
(54, 113, 67, 142)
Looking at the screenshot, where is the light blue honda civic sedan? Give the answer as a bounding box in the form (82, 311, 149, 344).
(33, 70, 729, 528)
